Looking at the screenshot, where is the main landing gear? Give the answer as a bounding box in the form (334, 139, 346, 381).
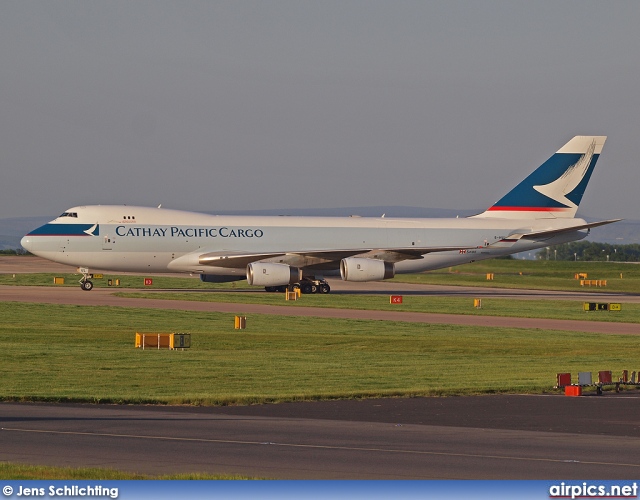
(265, 278, 331, 294)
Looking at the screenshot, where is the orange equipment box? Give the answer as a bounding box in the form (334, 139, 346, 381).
(565, 386, 582, 397)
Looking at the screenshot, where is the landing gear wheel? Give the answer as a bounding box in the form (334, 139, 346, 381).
(81, 280, 94, 291)
(300, 282, 313, 294)
(310, 284, 318, 293)
(320, 283, 330, 294)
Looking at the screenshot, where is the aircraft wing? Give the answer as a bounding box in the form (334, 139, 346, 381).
(353, 247, 473, 263)
(199, 252, 288, 268)
(197, 245, 478, 269)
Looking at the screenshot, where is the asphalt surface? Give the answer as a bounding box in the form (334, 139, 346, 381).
(3, 394, 640, 479)
(2, 256, 640, 478)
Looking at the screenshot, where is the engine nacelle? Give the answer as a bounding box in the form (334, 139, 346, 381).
(246, 262, 300, 286)
(340, 258, 395, 282)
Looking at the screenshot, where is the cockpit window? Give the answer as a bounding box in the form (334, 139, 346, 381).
(59, 212, 78, 218)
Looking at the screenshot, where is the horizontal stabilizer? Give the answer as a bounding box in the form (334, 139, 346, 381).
(519, 219, 621, 240)
(488, 219, 621, 248)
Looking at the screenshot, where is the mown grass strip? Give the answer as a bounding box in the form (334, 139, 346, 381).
(0, 462, 254, 480)
(1, 302, 639, 405)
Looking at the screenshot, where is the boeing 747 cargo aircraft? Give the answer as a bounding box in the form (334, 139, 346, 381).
(21, 136, 618, 293)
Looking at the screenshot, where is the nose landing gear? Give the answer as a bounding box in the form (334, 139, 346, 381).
(78, 267, 94, 291)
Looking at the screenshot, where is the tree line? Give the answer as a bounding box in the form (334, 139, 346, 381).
(536, 242, 640, 262)
(0, 249, 29, 255)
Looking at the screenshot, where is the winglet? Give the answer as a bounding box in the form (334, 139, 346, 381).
(475, 136, 606, 219)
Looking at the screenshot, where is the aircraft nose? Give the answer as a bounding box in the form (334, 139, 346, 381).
(20, 235, 32, 253)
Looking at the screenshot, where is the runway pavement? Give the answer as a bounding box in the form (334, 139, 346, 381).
(3, 394, 640, 479)
(2, 256, 640, 478)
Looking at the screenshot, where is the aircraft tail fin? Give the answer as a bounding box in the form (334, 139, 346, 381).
(474, 136, 606, 219)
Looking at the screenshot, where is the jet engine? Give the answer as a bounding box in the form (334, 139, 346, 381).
(340, 258, 395, 282)
(246, 262, 301, 286)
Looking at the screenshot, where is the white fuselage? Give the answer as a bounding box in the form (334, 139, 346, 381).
(21, 205, 588, 281)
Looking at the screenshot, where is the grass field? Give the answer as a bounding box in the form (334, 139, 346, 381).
(1, 301, 639, 405)
(393, 260, 640, 293)
(0, 463, 253, 480)
(1, 259, 639, 405)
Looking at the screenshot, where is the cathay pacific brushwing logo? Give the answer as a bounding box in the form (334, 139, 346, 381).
(533, 139, 596, 209)
(83, 223, 99, 236)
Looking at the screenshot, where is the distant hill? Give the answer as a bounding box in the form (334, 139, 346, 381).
(0, 208, 476, 250)
(0, 216, 50, 250)
(0, 208, 634, 249)
(207, 206, 479, 218)
(585, 219, 640, 245)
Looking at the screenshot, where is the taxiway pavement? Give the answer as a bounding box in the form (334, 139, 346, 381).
(3, 395, 640, 479)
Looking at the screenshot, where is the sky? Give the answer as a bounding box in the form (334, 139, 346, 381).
(1, 1, 639, 221)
